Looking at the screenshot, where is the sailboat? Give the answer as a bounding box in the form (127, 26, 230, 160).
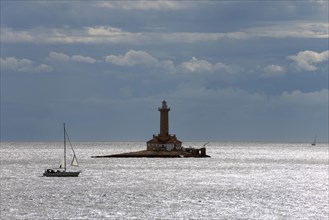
(43, 123, 81, 177)
(311, 135, 317, 146)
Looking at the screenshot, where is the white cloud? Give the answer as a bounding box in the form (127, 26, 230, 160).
(246, 22, 329, 39)
(87, 26, 124, 36)
(148, 22, 329, 44)
(288, 50, 329, 71)
(262, 64, 285, 77)
(179, 57, 212, 73)
(213, 62, 234, 73)
(105, 51, 233, 75)
(1, 57, 32, 69)
(265, 64, 285, 73)
(105, 50, 175, 72)
(71, 55, 96, 64)
(34, 64, 53, 72)
(1, 22, 327, 45)
(0, 57, 52, 73)
(1, 28, 33, 42)
(48, 52, 97, 63)
(0, 27, 132, 44)
(179, 57, 233, 74)
(48, 52, 70, 62)
(1, 27, 247, 44)
(105, 50, 159, 67)
(104, 51, 236, 75)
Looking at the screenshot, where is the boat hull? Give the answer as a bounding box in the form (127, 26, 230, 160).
(43, 171, 80, 177)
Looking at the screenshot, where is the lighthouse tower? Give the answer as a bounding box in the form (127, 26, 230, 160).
(147, 100, 182, 151)
(159, 100, 170, 138)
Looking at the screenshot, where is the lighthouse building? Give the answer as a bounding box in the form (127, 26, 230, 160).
(147, 100, 182, 151)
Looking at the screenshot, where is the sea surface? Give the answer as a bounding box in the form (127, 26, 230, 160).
(0, 142, 328, 219)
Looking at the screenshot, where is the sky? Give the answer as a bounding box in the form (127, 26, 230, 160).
(1, 0, 328, 142)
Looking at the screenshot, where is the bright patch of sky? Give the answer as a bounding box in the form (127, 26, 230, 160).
(1, 1, 328, 142)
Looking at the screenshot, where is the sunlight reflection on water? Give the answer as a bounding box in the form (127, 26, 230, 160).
(1, 142, 328, 219)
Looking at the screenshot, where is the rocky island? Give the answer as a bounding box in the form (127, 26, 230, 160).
(92, 100, 210, 158)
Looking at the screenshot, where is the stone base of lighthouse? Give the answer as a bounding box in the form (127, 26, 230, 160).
(146, 134, 182, 151)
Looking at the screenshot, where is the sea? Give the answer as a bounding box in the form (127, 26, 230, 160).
(0, 142, 328, 220)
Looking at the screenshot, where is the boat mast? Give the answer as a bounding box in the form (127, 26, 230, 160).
(64, 123, 66, 171)
(312, 135, 317, 146)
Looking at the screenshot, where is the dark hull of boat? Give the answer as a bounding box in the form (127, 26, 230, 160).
(43, 171, 80, 177)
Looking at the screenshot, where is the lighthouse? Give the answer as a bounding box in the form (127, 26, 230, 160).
(92, 99, 210, 157)
(147, 100, 182, 151)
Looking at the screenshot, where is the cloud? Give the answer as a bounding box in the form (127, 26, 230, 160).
(48, 52, 97, 63)
(1, 27, 242, 44)
(0, 57, 52, 72)
(288, 50, 329, 71)
(179, 57, 233, 74)
(105, 50, 158, 67)
(105, 50, 175, 71)
(87, 26, 125, 36)
(1, 22, 327, 45)
(85, 26, 135, 43)
(265, 65, 285, 73)
(48, 52, 70, 62)
(1, 27, 132, 44)
(262, 64, 285, 77)
(179, 57, 212, 73)
(0, 28, 33, 42)
(71, 55, 97, 64)
(104, 51, 236, 75)
(246, 22, 329, 39)
(104, 51, 237, 75)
